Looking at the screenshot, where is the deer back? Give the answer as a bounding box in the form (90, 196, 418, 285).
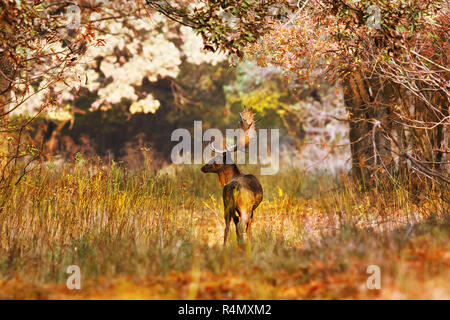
(223, 174, 263, 213)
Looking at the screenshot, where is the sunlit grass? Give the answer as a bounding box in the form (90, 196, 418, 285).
(0, 158, 448, 299)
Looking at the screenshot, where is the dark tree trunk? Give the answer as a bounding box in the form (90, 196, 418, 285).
(0, 52, 14, 167)
(343, 72, 394, 188)
(280, 109, 306, 151)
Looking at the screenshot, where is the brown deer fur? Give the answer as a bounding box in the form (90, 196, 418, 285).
(201, 108, 263, 245)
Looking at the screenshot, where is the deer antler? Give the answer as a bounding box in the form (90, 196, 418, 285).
(209, 107, 258, 154)
(239, 106, 257, 131)
(209, 141, 237, 154)
(237, 106, 257, 150)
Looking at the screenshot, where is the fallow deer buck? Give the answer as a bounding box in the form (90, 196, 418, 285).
(201, 107, 263, 246)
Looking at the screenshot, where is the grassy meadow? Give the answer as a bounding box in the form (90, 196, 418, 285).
(0, 157, 449, 299)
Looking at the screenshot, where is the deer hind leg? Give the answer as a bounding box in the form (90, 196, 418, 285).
(223, 207, 233, 246)
(246, 211, 254, 243)
(235, 209, 250, 246)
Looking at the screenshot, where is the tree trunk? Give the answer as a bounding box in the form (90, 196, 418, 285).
(434, 94, 448, 176)
(343, 72, 394, 188)
(0, 52, 15, 169)
(280, 109, 306, 151)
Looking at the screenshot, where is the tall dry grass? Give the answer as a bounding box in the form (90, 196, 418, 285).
(0, 155, 448, 299)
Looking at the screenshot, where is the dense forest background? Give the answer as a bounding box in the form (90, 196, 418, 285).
(1, 0, 448, 190)
(30, 57, 347, 173)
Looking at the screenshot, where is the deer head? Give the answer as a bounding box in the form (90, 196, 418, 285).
(201, 107, 258, 175)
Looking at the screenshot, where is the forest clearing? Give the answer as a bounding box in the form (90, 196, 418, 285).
(0, 162, 448, 299)
(0, 0, 449, 301)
